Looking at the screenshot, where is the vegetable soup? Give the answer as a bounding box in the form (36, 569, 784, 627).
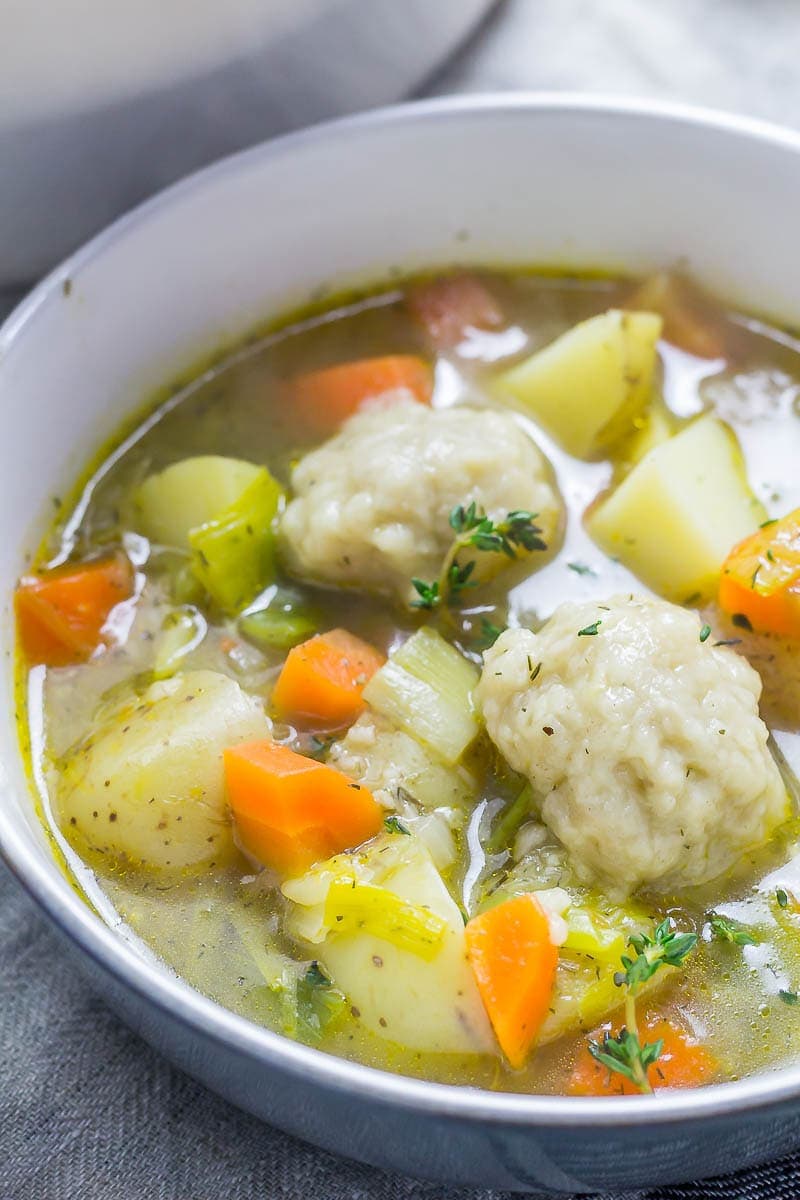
(16, 269, 800, 1096)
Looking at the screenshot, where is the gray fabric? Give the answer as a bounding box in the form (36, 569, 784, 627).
(6, 1, 800, 1196)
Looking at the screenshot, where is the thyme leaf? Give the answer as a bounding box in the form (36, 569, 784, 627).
(384, 815, 411, 836)
(412, 503, 546, 611)
(710, 915, 758, 946)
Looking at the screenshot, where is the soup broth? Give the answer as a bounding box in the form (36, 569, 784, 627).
(16, 269, 800, 1095)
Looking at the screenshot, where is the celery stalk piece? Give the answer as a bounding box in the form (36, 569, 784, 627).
(133, 456, 265, 549)
(324, 879, 446, 960)
(238, 587, 319, 651)
(363, 627, 479, 765)
(189, 469, 285, 615)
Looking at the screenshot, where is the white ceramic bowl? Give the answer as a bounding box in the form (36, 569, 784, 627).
(4, 96, 800, 1194)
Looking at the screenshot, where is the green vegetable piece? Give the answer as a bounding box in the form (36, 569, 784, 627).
(239, 587, 319, 651)
(487, 784, 534, 854)
(363, 627, 480, 765)
(189, 468, 284, 615)
(324, 879, 447, 960)
(779, 989, 800, 1006)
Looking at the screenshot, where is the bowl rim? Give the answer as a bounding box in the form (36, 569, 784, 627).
(4, 90, 800, 1130)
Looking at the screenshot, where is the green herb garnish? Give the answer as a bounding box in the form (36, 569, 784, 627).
(780, 989, 800, 1006)
(588, 917, 697, 1094)
(710, 915, 758, 946)
(699, 623, 712, 643)
(577, 620, 602, 637)
(411, 503, 546, 611)
(567, 561, 596, 577)
(777, 888, 790, 909)
(384, 815, 411, 836)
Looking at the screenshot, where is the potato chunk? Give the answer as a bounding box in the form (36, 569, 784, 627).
(132, 456, 264, 549)
(283, 836, 494, 1055)
(58, 670, 270, 870)
(494, 309, 662, 458)
(586, 415, 766, 601)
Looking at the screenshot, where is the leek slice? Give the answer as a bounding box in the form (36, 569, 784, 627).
(362, 627, 479, 764)
(189, 469, 284, 615)
(324, 879, 446, 960)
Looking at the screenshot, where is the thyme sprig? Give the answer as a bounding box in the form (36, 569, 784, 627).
(588, 917, 697, 1094)
(411, 503, 546, 611)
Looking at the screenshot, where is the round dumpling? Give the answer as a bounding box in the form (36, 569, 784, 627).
(476, 594, 788, 897)
(57, 670, 270, 871)
(279, 399, 563, 604)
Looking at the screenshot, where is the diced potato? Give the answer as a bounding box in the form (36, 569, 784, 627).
(132, 456, 264, 549)
(494, 309, 663, 458)
(586, 415, 767, 601)
(613, 400, 676, 477)
(58, 670, 270, 870)
(283, 836, 495, 1055)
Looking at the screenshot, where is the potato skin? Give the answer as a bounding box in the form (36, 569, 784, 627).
(57, 669, 270, 871)
(279, 399, 563, 604)
(477, 594, 788, 898)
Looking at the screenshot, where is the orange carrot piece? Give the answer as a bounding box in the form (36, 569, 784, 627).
(568, 1016, 717, 1096)
(224, 739, 383, 875)
(718, 508, 800, 637)
(15, 555, 134, 666)
(465, 893, 558, 1069)
(286, 354, 433, 433)
(406, 273, 504, 349)
(272, 628, 385, 728)
(625, 273, 727, 360)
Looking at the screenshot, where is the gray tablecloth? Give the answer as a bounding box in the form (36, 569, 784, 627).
(6, 1, 800, 1196)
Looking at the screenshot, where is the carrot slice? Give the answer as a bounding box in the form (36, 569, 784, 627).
(272, 628, 385, 728)
(406, 273, 504, 349)
(15, 555, 134, 666)
(718, 508, 800, 636)
(625, 273, 727, 360)
(286, 354, 433, 434)
(568, 1016, 717, 1096)
(224, 739, 383, 875)
(465, 893, 558, 1069)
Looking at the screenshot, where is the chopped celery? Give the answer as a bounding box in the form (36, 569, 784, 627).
(487, 783, 535, 853)
(238, 586, 319, 651)
(152, 606, 207, 679)
(133, 455, 265, 549)
(324, 879, 447, 960)
(189, 469, 284, 614)
(363, 627, 479, 764)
